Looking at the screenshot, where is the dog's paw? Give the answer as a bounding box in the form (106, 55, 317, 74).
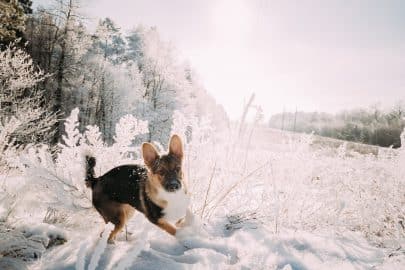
(107, 239, 116, 245)
(176, 208, 195, 227)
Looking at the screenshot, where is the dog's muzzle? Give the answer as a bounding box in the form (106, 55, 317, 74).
(165, 179, 181, 192)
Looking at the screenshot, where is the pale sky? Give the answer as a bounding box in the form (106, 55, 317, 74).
(35, 0, 405, 119)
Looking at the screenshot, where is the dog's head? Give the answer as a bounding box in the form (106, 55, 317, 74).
(142, 134, 184, 192)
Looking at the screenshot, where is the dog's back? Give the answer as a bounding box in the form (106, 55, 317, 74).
(91, 165, 147, 210)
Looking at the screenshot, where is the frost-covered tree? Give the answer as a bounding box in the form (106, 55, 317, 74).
(72, 18, 141, 142)
(126, 26, 145, 66)
(24, 9, 228, 145)
(125, 27, 229, 145)
(52, 0, 89, 142)
(25, 0, 89, 143)
(0, 43, 56, 166)
(91, 18, 125, 65)
(84, 18, 127, 141)
(126, 27, 181, 144)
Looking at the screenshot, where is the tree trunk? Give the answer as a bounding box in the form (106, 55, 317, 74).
(52, 0, 73, 144)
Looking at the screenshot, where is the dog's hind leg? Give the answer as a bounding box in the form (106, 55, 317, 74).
(108, 211, 126, 244)
(123, 204, 135, 241)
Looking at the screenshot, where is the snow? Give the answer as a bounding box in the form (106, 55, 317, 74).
(0, 222, 67, 267)
(87, 223, 114, 270)
(18, 223, 68, 247)
(0, 257, 28, 270)
(25, 212, 390, 270)
(0, 112, 404, 269)
(377, 255, 405, 270)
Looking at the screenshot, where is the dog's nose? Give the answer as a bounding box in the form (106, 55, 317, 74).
(167, 181, 180, 191)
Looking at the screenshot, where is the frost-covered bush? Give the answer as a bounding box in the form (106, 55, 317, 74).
(1, 108, 148, 224)
(179, 116, 405, 248)
(171, 108, 405, 248)
(0, 43, 56, 169)
(54, 108, 148, 194)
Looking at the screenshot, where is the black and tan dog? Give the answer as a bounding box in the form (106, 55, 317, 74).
(85, 135, 190, 243)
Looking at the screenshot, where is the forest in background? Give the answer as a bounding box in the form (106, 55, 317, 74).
(0, 0, 228, 152)
(2, 0, 404, 155)
(269, 105, 405, 148)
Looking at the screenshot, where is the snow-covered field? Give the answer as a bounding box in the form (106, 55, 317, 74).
(26, 214, 394, 270)
(0, 111, 404, 269)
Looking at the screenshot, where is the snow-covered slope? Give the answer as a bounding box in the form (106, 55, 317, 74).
(25, 212, 401, 270)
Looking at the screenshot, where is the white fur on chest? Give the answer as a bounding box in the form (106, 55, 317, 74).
(157, 189, 190, 223)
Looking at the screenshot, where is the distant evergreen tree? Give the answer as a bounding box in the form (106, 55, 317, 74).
(92, 18, 125, 64)
(88, 18, 127, 140)
(0, 0, 26, 47)
(126, 26, 144, 65)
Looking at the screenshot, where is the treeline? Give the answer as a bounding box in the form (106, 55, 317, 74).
(268, 105, 405, 148)
(0, 0, 228, 148)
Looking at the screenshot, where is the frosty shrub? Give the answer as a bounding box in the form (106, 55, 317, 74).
(53, 108, 148, 195)
(172, 111, 404, 248)
(1, 108, 148, 223)
(0, 43, 56, 169)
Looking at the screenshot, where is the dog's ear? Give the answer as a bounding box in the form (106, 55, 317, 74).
(142, 143, 159, 168)
(169, 134, 183, 160)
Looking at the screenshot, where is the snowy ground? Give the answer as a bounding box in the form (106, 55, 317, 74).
(0, 118, 404, 269)
(22, 211, 396, 270)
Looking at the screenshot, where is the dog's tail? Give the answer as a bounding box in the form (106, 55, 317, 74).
(85, 155, 97, 189)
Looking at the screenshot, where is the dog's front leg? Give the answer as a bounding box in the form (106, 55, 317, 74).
(175, 218, 186, 227)
(157, 218, 176, 236)
(175, 208, 193, 228)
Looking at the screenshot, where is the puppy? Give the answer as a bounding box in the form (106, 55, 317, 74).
(85, 134, 190, 244)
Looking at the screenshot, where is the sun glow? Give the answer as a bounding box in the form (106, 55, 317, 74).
(212, 0, 253, 42)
